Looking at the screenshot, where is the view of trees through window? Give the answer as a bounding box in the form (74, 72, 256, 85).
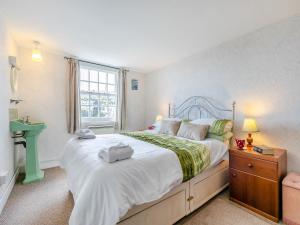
(79, 64, 118, 126)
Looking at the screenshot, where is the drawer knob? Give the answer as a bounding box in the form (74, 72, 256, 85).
(187, 196, 194, 201)
(248, 163, 253, 168)
(232, 173, 237, 177)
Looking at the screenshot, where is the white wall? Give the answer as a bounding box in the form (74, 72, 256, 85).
(17, 47, 146, 166)
(145, 15, 300, 172)
(18, 48, 72, 167)
(126, 71, 145, 131)
(0, 19, 19, 211)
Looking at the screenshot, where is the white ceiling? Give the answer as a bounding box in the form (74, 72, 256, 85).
(1, 0, 300, 73)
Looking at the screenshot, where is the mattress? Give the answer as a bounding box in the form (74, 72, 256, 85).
(61, 133, 228, 225)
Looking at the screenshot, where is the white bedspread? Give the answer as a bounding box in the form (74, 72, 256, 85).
(61, 133, 227, 225)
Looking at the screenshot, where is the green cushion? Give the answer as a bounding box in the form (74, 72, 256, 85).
(208, 119, 233, 136)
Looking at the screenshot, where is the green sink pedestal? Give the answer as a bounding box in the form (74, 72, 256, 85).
(10, 120, 47, 184)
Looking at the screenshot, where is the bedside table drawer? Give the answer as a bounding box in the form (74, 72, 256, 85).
(230, 154, 278, 180)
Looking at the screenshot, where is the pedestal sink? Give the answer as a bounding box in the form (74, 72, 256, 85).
(10, 120, 46, 184)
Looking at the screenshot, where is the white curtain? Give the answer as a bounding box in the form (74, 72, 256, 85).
(66, 58, 80, 134)
(116, 68, 127, 131)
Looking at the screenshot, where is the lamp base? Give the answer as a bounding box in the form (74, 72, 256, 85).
(246, 133, 253, 147)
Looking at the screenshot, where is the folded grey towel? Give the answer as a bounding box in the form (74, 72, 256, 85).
(75, 129, 96, 139)
(98, 143, 134, 163)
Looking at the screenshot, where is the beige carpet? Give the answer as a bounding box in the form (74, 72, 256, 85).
(0, 167, 278, 225)
(0, 168, 73, 225)
(175, 197, 277, 225)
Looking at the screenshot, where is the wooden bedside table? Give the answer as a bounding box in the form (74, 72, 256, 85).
(229, 147, 287, 222)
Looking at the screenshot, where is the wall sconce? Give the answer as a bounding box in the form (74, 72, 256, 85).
(32, 41, 42, 62)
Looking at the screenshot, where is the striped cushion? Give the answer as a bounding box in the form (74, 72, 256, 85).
(208, 119, 233, 135)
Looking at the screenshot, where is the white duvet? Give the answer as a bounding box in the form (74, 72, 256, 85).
(61, 133, 227, 225)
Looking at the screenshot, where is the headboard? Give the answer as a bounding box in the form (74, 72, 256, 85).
(168, 96, 235, 125)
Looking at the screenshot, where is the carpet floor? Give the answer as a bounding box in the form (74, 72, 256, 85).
(0, 167, 279, 225)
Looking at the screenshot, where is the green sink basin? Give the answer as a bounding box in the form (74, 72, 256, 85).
(10, 120, 46, 133)
(10, 119, 47, 184)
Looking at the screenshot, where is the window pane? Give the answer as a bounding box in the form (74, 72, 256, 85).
(90, 82, 98, 92)
(90, 106, 99, 117)
(107, 107, 116, 120)
(108, 73, 115, 84)
(79, 65, 118, 124)
(107, 95, 116, 106)
(80, 81, 89, 92)
(90, 70, 98, 82)
(99, 83, 106, 92)
(99, 94, 108, 106)
(80, 69, 89, 81)
(99, 107, 108, 118)
(99, 72, 107, 83)
(90, 94, 99, 106)
(108, 84, 115, 93)
(81, 106, 89, 117)
(80, 93, 89, 105)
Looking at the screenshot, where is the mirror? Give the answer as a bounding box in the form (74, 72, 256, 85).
(10, 66, 18, 93)
(8, 56, 20, 93)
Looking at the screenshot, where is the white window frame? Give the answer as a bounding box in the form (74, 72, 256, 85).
(79, 62, 119, 128)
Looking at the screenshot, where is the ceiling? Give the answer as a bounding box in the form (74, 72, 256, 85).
(1, 0, 300, 73)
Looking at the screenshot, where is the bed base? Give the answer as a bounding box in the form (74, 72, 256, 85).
(118, 160, 229, 225)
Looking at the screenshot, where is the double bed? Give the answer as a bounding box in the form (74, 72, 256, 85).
(61, 96, 235, 225)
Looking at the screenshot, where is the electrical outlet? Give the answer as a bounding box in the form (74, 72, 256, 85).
(0, 171, 9, 186)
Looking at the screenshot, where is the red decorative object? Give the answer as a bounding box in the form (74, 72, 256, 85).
(235, 139, 245, 150)
(148, 125, 155, 130)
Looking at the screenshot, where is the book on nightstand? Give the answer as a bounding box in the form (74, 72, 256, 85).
(253, 145, 274, 155)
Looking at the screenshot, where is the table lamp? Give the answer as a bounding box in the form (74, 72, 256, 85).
(156, 115, 163, 121)
(242, 118, 259, 147)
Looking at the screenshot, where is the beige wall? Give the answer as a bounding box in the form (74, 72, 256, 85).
(0, 19, 19, 212)
(17, 47, 146, 167)
(145, 15, 300, 172)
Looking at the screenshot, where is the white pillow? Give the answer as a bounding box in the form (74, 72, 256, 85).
(153, 118, 181, 131)
(159, 119, 181, 136)
(153, 120, 162, 131)
(177, 122, 209, 141)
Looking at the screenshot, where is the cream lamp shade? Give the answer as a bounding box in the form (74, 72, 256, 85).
(242, 118, 258, 148)
(242, 118, 258, 132)
(155, 115, 163, 121)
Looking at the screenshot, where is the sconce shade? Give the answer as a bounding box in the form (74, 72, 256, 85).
(242, 118, 258, 132)
(32, 41, 42, 62)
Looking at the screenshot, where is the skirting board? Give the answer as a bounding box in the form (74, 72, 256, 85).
(40, 159, 60, 169)
(17, 159, 60, 173)
(0, 167, 19, 215)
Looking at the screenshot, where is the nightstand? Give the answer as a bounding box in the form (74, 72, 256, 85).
(229, 147, 287, 222)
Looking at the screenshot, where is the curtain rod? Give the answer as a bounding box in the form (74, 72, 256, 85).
(64, 56, 122, 70)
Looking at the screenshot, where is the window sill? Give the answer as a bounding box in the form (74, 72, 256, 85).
(87, 125, 114, 129)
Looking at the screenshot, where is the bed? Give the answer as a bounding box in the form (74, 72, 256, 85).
(61, 96, 236, 225)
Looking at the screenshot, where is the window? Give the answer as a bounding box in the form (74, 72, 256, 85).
(79, 62, 119, 128)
